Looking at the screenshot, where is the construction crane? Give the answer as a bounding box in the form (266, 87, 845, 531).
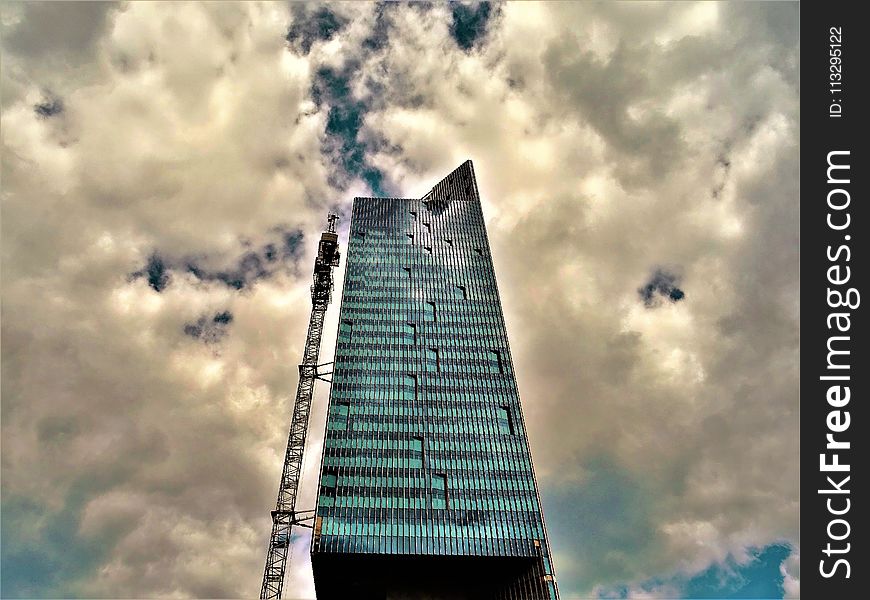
(260, 214, 340, 600)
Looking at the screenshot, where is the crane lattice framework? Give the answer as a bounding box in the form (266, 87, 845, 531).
(260, 214, 340, 600)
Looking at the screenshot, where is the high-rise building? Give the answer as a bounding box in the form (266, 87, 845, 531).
(311, 161, 558, 599)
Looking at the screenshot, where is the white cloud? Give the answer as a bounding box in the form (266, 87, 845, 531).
(781, 550, 800, 599)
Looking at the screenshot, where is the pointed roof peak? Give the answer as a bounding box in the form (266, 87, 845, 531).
(422, 160, 479, 204)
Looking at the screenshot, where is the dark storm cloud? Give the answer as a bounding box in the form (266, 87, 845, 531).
(129, 253, 171, 293)
(130, 228, 304, 292)
(147, 254, 170, 293)
(184, 311, 234, 344)
(186, 251, 268, 291)
(1, 1, 115, 60)
(719, 2, 799, 88)
(361, 3, 394, 52)
(1, 2, 118, 109)
(542, 37, 685, 187)
(285, 5, 349, 56)
(449, 1, 495, 51)
(34, 95, 63, 118)
(638, 269, 685, 307)
(711, 154, 732, 199)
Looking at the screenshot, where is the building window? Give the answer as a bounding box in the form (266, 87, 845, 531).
(424, 301, 436, 323)
(424, 222, 432, 233)
(432, 474, 448, 509)
(338, 319, 353, 342)
(410, 436, 424, 469)
(487, 350, 503, 374)
(333, 402, 350, 431)
(402, 266, 411, 279)
(406, 233, 414, 243)
(497, 405, 515, 435)
(444, 238, 453, 247)
(474, 247, 484, 256)
(547, 581, 558, 600)
(409, 210, 417, 220)
(453, 285, 467, 300)
(403, 374, 417, 400)
(320, 470, 337, 507)
(403, 322, 417, 344)
(426, 347, 440, 372)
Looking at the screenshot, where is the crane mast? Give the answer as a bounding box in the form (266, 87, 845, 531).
(260, 214, 340, 600)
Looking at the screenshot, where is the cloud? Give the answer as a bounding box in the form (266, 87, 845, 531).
(352, 1, 798, 595)
(592, 543, 793, 599)
(33, 93, 64, 118)
(2, 2, 333, 597)
(1, 1, 115, 61)
(285, 5, 349, 56)
(449, 1, 496, 51)
(312, 64, 388, 195)
(543, 457, 662, 589)
(638, 269, 685, 307)
(780, 549, 799, 599)
(1, 2, 798, 598)
(184, 310, 234, 345)
(131, 253, 171, 292)
(680, 544, 792, 599)
(129, 228, 305, 293)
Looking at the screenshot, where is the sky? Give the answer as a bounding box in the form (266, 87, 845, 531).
(1, 2, 799, 599)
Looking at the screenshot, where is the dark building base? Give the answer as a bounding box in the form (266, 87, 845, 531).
(311, 553, 551, 600)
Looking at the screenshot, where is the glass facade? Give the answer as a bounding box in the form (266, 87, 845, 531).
(312, 162, 557, 599)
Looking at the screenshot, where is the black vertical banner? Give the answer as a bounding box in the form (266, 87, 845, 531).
(802, 3, 868, 598)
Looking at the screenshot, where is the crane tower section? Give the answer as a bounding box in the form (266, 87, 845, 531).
(260, 214, 340, 600)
